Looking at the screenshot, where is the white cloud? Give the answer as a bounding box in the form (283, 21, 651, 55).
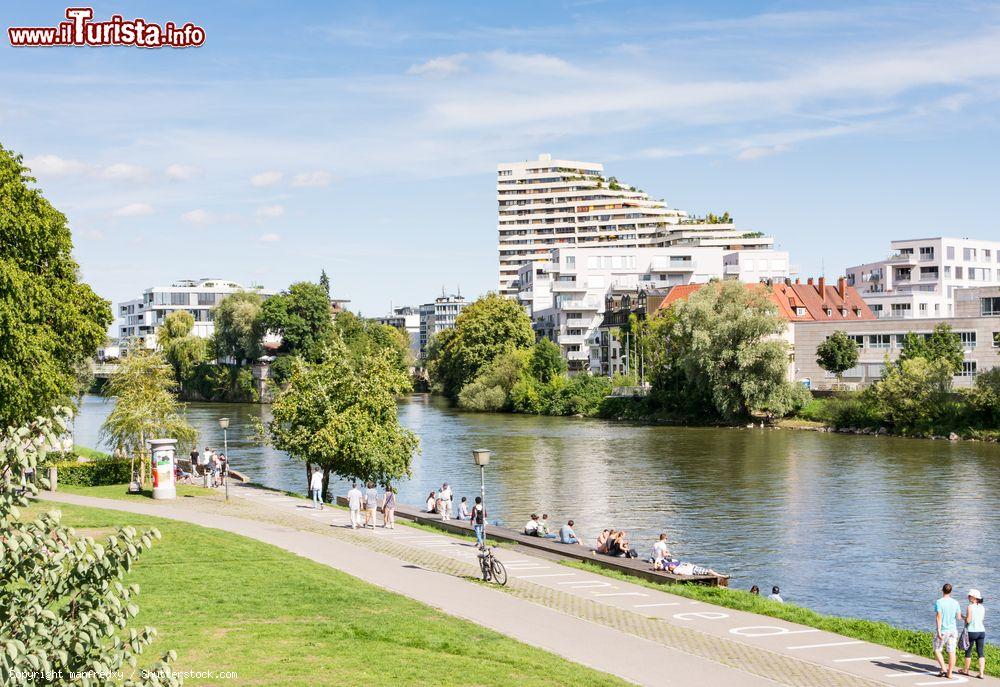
(113, 202, 154, 217)
(291, 171, 334, 187)
(76, 228, 105, 241)
(408, 53, 469, 77)
(256, 204, 285, 219)
(181, 209, 212, 224)
(165, 163, 200, 180)
(102, 163, 147, 181)
(259, 232, 281, 243)
(485, 50, 579, 76)
(25, 154, 88, 176)
(250, 170, 283, 187)
(737, 145, 790, 161)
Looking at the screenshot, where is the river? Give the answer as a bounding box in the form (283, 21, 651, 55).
(72, 393, 1000, 632)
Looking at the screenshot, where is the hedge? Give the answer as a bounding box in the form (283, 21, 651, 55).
(54, 458, 132, 487)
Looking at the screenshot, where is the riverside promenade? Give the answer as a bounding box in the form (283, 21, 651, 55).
(41, 485, 992, 687)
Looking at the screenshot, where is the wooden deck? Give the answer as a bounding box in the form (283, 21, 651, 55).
(336, 497, 728, 587)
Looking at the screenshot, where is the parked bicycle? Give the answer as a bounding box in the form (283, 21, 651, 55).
(478, 545, 507, 586)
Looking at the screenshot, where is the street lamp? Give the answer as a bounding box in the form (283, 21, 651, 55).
(219, 417, 230, 501)
(472, 449, 491, 544)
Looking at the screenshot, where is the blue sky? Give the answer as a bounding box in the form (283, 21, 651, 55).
(3, 1, 1000, 318)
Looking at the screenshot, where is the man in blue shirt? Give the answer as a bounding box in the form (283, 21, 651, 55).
(933, 583, 962, 679)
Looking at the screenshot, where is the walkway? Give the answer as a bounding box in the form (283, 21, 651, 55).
(40, 487, 991, 687)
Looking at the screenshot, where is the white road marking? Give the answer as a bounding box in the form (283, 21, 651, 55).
(558, 581, 613, 588)
(833, 656, 891, 663)
(593, 592, 648, 598)
(634, 603, 680, 608)
(515, 573, 577, 579)
(915, 678, 967, 686)
(788, 641, 863, 650)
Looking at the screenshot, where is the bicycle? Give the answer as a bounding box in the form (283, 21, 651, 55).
(477, 545, 507, 586)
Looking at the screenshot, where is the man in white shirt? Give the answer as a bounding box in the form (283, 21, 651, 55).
(524, 514, 540, 536)
(651, 533, 670, 569)
(347, 482, 363, 529)
(768, 586, 784, 603)
(439, 482, 453, 520)
(309, 467, 324, 510)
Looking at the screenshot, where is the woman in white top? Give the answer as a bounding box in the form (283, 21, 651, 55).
(962, 588, 986, 679)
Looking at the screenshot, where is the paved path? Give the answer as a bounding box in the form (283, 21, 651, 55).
(41, 487, 992, 687)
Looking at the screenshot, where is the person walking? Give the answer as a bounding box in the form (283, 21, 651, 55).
(189, 447, 200, 475)
(309, 467, 324, 510)
(440, 482, 453, 521)
(363, 481, 379, 529)
(347, 482, 363, 529)
(471, 496, 486, 548)
(382, 486, 396, 529)
(961, 588, 986, 679)
(934, 583, 963, 679)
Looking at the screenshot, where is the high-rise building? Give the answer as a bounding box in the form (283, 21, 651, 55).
(418, 294, 467, 354)
(117, 278, 275, 348)
(497, 154, 776, 296)
(374, 306, 421, 362)
(846, 237, 1000, 319)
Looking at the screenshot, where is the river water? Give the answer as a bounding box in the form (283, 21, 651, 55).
(72, 393, 1000, 632)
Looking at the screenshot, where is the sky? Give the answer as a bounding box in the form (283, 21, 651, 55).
(3, 1, 1000, 321)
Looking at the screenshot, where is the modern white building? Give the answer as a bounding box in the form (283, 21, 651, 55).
(374, 306, 421, 362)
(419, 294, 467, 354)
(846, 237, 1000, 319)
(497, 154, 777, 296)
(117, 278, 275, 348)
(517, 246, 791, 372)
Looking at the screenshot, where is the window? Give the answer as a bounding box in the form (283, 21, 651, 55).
(982, 297, 1000, 316)
(959, 331, 977, 349)
(919, 303, 927, 313)
(964, 247, 976, 261)
(794, 306, 806, 316)
(893, 334, 907, 348)
(993, 332, 1000, 348)
(959, 361, 978, 377)
(849, 335, 865, 347)
(946, 246, 955, 260)
(587, 256, 599, 268)
(197, 292, 217, 306)
(944, 266, 951, 277)
(868, 334, 891, 349)
(170, 292, 189, 306)
(956, 267, 964, 279)
(919, 246, 934, 260)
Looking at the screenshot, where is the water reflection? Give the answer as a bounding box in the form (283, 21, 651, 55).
(72, 393, 1000, 631)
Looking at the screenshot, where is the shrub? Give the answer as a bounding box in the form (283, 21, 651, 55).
(969, 367, 1000, 426)
(54, 457, 132, 486)
(820, 393, 883, 428)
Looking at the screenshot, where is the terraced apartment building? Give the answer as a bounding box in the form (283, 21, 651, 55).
(497, 154, 776, 296)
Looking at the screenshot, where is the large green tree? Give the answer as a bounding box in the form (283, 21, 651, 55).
(529, 337, 566, 383)
(158, 310, 209, 386)
(0, 147, 112, 428)
(213, 291, 264, 364)
(260, 340, 418, 496)
(898, 323, 964, 374)
(427, 293, 535, 400)
(816, 330, 860, 382)
(870, 356, 953, 433)
(1, 408, 180, 686)
(334, 310, 412, 374)
(254, 281, 333, 362)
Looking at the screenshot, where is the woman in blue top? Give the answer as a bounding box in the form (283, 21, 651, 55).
(962, 588, 986, 679)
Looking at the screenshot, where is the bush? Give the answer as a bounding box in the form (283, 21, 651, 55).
(818, 393, 883, 428)
(54, 457, 132, 486)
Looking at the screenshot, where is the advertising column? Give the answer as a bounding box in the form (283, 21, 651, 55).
(147, 438, 178, 500)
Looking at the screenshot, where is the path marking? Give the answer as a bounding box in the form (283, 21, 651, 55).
(788, 641, 863, 650)
(634, 602, 680, 608)
(557, 581, 613, 589)
(915, 678, 967, 686)
(593, 592, 648, 598)
(516, 573, 576, 579)
(833, 656, 891, 663)
(730, 626, 819, 638)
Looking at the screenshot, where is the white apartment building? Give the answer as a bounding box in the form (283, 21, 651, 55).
(497, 154, 777, 296)
(419, 294, 467, 354)
(374, 306, 421, 362)
(117, 278, 275, 348)
(518, 246, 780, 373)
(846, 237, 1000, 319)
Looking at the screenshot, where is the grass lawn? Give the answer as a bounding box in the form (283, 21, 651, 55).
(563, 560, 1000, 676)
(20, 500, 627, 686)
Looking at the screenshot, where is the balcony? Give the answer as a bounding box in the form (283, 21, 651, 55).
(550, 280, 587, 293)
(565, 349, 591, 361)
(557, 334, 587, 345)
(886, 252, 918, 265)
(559, 299, 600, 311)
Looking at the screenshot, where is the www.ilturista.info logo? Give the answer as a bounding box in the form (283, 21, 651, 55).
(8, 8, 205, 48)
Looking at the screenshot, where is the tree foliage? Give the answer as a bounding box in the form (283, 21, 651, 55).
(458, 349, 529, 412)
(968, 366, 1000, 427)
(869, 356, 954, 433)
(1, 408, 179, 686)
(213, 291, 263, 365)
(816, 330, 860, 379)
(260, 340, 418, 494)
(898, 323, 964, 374)
(157, 311, 209, 387)
(0, 146, 112, 429)
(529, 337, 566, 383)
(255, 282, 333, 362)
(427, 293, 534, 400)
(333, 310, 412, 374)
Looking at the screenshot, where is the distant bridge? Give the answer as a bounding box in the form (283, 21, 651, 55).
(91, 362, 120, 379)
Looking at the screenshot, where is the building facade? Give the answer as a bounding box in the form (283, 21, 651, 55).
(846, 237, 1000, 319)
(374, 306, 421, 362)
(117, 278, 275, 348)
(497, 154, 778, 296)
(418, 294, 467, 354)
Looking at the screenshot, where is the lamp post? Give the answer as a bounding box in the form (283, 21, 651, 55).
(219, 417, 230, 501)
(472, 449, 491, 544)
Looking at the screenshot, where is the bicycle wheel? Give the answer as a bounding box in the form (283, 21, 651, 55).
(480, 553, 492, 581)
(491, 558, 507, 586)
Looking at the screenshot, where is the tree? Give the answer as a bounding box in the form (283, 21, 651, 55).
(158, 310, 209, 386)
(319, 269, 330, 295)
(260, 340, 418, 497)
(816, 330, 860, 382)
(333, 310, 412, 374)
(156, 310, 194, 348)
(529, 338, 566, 383)
(99, 347, 197, 484)
(1, 408, 180, 686)
(213, 290, 263, 364)
(254, 281, 333, 362)
(898, 323, 964, 374)
(659, 281, 802, 420)
(458, 348, 529, 411)
(968, 367, 1000, 426)
(870, 356, 953, 433)
(0, 146, 112, 429)
(427, 293, 535, 400)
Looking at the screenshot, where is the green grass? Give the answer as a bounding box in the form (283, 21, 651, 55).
(563, 560, 1000, 676)
(19, 500, 627, 687)
(57, 482, 223, 501)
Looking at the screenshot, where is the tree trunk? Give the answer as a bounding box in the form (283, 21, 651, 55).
(321, 467, 331, 503)
(139, 431, 146, 485)
(305, 460, 312, 493)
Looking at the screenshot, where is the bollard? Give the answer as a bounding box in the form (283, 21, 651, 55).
(48, 466, 58, 492)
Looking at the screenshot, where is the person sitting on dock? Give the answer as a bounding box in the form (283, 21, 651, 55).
(650, 533, 672, 570)
(595, 529, 612, 554)
(538, 514, 558, 539)
(524, 514, 540, 536)
(559, 520, 582, 545)
(458, 496, 470, 520)
(425, 491, 437, 513)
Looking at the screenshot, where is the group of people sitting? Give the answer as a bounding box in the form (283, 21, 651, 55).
(596, 528, 638, 558)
